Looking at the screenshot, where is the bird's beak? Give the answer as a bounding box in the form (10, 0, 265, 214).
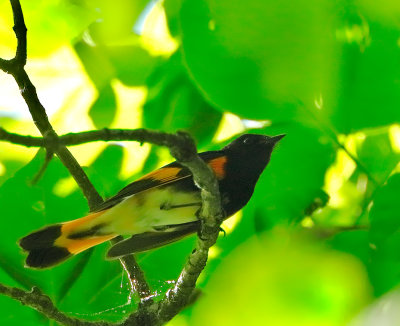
(270, 134, 286, 144)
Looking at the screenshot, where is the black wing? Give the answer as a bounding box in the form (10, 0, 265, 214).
(93, 151, 224, 212)
(106, 221, 200, 258)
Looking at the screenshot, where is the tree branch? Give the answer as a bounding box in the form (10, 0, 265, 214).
(0, 0, 152, 316)
(0, 128, 43, 147)
(0, 284, 111, 326)
(1, 127, 195, 148)
(111, 237, 152, 304)
(0, 1, 102, 211)
(0, 1, 224, 325)
(0, 129, 225, 324)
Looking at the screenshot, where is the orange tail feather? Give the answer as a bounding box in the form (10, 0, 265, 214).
(19, 211, 116, 269)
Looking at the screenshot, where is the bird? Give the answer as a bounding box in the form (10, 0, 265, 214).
(19, 133, 285, 268)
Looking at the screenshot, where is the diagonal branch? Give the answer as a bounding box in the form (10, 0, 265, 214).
(0, 129, 224, 325)
(0, 0, 152, 311)
(0, 1, 224, 325)
(0, 0, 102, 211)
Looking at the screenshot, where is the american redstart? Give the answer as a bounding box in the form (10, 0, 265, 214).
(19, 133, 284, 268)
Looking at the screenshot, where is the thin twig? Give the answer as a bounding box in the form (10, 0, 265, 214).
(0, 1, 102, 210)
(298, 103, 380, 186)
(0, 284, 111, 326)
(31, 149, 54, 185)
(111, 237, 153, 304)
(0, 1, 224, 325)
(0, 0, 151, 316)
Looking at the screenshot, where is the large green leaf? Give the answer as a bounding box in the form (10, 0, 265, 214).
(86, 0, 150, 44)
(356, 129, 400, 184)
(331, 21, 400, 132)
(88, 84, 117, 129)
(12, 0, 94, 56)
(0, 151, 87, 314)
(369, 173, 400, 295)
(248, 124, 335, 229)
(105, 45, 160, 87)
(178, 0, 340, 121)
(190, 232, 370, 326)
(143, 51, 222, 147)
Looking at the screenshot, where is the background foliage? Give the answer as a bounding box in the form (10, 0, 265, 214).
(0, 0, 399, 324)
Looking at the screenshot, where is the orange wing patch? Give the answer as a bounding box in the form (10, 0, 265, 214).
(138, 167, 182, 183)
(135, 158, 226, 185)
(208, 156, 227, 179)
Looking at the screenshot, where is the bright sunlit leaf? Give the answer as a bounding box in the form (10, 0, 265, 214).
(191, 232, 371, 326)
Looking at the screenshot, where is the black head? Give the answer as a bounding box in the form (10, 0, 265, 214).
(223, 133, 285, 181)
(218, 133, 285, 217)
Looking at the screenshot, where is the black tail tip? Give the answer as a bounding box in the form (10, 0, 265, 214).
(25, 247, 71, 269)
(19, 224, 62, 250)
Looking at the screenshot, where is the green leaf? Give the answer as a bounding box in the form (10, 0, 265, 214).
(0, 150, 87, 299)
(18, 0, 94, 56)
(164, 0, 183, 37)
(143, 51, 222, 147)
(327, 230, 370, 267)
(74, 40, 115, 89)
(190, 232, 371, 326)
(369, 173, 400, 295)
(178, 0, 339, 121)
(356, 129, 400, 184)
(105, 45, 160, 86)
(88, 85, 117, 130)
(249, 124, 335, 229)
(369, 173, 400, 244)
(0, 159, 26, 188)
(58, 245, 132, 322)
(86, 0, 150, 44)
(331, 22, 400, 132)
(87, 145, 125, 199)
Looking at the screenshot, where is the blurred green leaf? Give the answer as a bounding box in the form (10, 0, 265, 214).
(0, 151, 87, 297)
(178, 0, 340, 121)
(89, 84, 117, 129)
(332, 22, 400, 132)
(327, 230, 370, 267)
(0, 159, 26, 187)
(74, 40, 115, 89)
(18, 0, 94, 56)
(249, 124, 335, 229)
(356, 129, 400, 184)
(164, 0, 183, 37)
(369, 173, 400, 245)
(369, 173, 400, 295)
(85, 0, 150, 44)
(190, 232, 370, 326)
(87, 145, 125, 198)
(143, 51, 222, 147)
(58, 244, 132, 322)
(105, 45, 160, 86)
(356, 0, 400, 28)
